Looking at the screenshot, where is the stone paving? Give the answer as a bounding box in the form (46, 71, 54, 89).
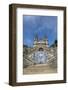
(23, 63, 57, 75)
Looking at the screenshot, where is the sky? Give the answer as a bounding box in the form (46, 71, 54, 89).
(23, 15, 57, 47)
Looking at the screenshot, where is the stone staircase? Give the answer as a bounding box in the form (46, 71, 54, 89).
(23, 56, 35, 68)
(23, 63, 57, 75)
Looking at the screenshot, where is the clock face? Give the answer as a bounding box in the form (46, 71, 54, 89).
(33, 51, 47, 64)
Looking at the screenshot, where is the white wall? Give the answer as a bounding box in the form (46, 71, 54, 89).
(0, 0, 68, 90)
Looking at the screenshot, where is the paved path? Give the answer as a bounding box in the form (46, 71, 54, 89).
(23, 64, 57, 75)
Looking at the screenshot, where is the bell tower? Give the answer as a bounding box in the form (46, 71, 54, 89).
(43, 35, 48, 47)
(33, 33, 38, 47)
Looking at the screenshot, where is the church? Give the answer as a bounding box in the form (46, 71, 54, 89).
(23, 34, 57, 69)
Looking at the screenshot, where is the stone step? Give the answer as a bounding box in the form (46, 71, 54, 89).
(23, 64, 57, 75)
